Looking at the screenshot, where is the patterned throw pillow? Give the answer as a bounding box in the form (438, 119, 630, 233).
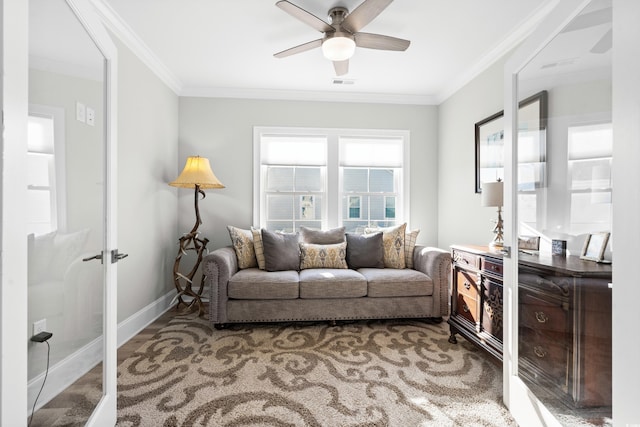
(405, 229, 420, 269)
(251, 227, 266, 270)
(227, 226, 258, 269)
(365, 223, 407, 269)
(299, 242, 348, 270)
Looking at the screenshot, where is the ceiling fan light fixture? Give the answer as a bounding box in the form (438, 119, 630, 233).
(322, 35, 356, 61)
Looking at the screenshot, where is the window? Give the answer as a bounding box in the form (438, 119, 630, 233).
(254, 127, 409, 232)
(567, 123, 612, 234)
(27, 106, 66, 236)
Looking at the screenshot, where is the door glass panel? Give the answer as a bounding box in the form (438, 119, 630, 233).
(516, 0, 612, 424)
(28, 0, 106, 422)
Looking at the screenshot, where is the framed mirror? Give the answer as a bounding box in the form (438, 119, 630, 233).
(475, 90, 548, 193)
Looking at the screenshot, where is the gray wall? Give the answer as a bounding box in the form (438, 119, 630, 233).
(113, 36, 179, 322)
(178, 98, 439, 250)
(438, 54, 509, 249)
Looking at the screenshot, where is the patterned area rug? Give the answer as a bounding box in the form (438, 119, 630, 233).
(116, 315, 516, 426)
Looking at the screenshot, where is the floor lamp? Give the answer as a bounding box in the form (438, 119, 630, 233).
(169, 156, 224, 316)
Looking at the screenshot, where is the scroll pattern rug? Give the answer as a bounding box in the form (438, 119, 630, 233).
(115, 316, 516, 426)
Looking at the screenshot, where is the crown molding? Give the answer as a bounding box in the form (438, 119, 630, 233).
(180, 86, 438, 105)
(434, 0, 559, 104)
(90, 0, 183, 95)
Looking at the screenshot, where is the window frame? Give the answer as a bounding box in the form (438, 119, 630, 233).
(27, 104, 67, 235)
(254, 126, 410, 231)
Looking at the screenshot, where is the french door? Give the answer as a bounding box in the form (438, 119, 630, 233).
(27, 0, 118, 425)
(501, 0, 635, 425)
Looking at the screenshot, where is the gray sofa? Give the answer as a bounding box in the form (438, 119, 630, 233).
(203, 245, 451, 328)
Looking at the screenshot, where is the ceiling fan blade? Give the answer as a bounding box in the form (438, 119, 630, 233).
(274, 39, 323, 58)
(342, 0, 393, 33)
(333, 60, 349, 76)
(276, 0, 335, 33)
(561, 7, 612, 33)
(354, 32, 410, 51)
(591, 28, 612, 54)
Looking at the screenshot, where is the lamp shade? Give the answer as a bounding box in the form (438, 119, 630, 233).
(322, 35, 356, 61)
(481, 181, 503, 207)
(169, 156, 225, 189)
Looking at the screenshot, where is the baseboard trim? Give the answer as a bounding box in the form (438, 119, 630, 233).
(27, 290, 176, 413)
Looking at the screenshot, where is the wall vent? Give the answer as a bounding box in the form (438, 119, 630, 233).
(332, 78, 355, 85)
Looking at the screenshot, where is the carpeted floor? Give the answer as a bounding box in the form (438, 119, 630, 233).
(115, 315, 516, 426)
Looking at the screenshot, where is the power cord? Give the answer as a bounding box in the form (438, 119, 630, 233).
(28, 332, 53, 427)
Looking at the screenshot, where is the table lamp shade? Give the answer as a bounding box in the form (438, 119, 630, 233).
(169, 156, 225, 189)
(481, 181, 504, 207)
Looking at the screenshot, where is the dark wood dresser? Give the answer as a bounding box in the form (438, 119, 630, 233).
(448, 244, 612, 408)
(448, 245, 504, 361)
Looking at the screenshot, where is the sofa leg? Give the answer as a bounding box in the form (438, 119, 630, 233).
(328, 320, 337, 327)
(214, 323, 226, 330)
(427, 316, 443, 324)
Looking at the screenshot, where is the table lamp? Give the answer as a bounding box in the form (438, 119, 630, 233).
(169, 156, 224, 316)
(481, 180, 504, 249)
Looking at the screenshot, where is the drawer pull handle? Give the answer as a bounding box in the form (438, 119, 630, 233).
(464, 281, 471, 290)
(534, 346, 547, 358)
(535, 311, 549, 323)
(462, 303, 469, 313)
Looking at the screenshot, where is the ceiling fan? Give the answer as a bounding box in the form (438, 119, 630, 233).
(273, 0, 410, 76)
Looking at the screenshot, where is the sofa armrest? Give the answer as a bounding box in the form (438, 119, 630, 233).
(413, 245, 451, 317)
(203, 246, 238, 324)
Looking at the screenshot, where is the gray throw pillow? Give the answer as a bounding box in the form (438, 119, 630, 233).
(300, 226, 345, 244)
(346, 232, 384, 269)
(261, 229, 300, 272)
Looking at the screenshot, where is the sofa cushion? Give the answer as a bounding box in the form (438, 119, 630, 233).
(227, 226, 258, 269)
(262, 229, 300, 271)
(299, 242, 348, 269)
(300, 226, 345, 244)
(345, 232, 384, 269)
(228, 268, 299, 299)
(365, 223, 407, 269)
(299, 269, 367, 298)
(358, 268, 434, 297)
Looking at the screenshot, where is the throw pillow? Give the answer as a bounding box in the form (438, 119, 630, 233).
(345, 232, 384, 269)
(299, 226, 345, 244)
(299, 242, 348, 269)
(227, 226, 258, 269)
(261, 229, 300, 272)
(405, 229, 420, 269)
(251, 227, 266, 270)
(365, 223, 407, 269)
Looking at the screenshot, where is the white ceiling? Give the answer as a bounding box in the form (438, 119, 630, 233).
(93, 0, 557, 104)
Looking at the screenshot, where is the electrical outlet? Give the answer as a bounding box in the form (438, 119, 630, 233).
(33, 319, 47, 336)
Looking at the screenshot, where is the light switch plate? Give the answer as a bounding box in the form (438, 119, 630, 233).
(76, 101, 86, 123)
(86, 107, 95, 126)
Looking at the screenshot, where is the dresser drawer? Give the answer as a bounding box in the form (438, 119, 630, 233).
(455, 270, 479, 299)
(519, 327, 569, 381)
(453, 249, 479, 269)
(520, 291, 568, 334)
(455, 292, 478, 323)
(482, 258, 503, 276)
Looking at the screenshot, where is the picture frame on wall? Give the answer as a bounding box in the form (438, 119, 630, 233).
(475, 90, 548, 193)
(580, 231, 610, 262)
